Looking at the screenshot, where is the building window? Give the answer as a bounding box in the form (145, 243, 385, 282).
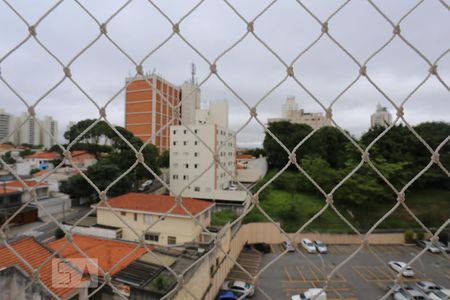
(121, 212, 126, 216)
(194, 141, 198, 145)
(183, 141, 187, 145)
(183, 129, 187, 134)
(183, 175, 189, 180)
(194, 152, 199, 157)
(168, 236, 176, 245)
(194, 187, 200, 192)
(134, 213, 138, 222)
(173, 174, 178, 180)
(173, 141, 177, 146)
(144, 214, 152, 224)
(173, 129, 176, 135)
(145, 233, 159, 242)
(184, 163, 189, 168)
(116, 230, 123, 239)
(194, 164, 198, 168)
(194, 129, 198, 134)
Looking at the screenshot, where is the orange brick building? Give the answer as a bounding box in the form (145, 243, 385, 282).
(125, 75, 181, 152)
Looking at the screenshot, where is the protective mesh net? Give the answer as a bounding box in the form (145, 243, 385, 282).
(0, 0, 449, 299)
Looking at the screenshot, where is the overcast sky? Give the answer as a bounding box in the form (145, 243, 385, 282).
(0, 0, 449, 148)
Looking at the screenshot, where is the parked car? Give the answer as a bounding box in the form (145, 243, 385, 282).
(313, 240, 327, 253)
(416, 240, 441, 253)
(228, 184, 238, 191)
(221, 280, 255, 297)
(387, 284, 420, 295)
(416, 282, 443, 294)
(394, 288, 429, 300)
(301, 239, 317, 253)
(291, 288, 327, 300)
(283, 240, 295, 252)
(253, 243, 271, 254)
(428, 289, 450, 300)
(217, 291, 245, 300)
(138, 179, 153, 192)
(388, 261, 415, 277)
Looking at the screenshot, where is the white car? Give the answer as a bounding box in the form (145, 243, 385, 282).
(228, 184, 238, 191)
(301, 239, 316, 253)
(416, 281, 442, 294)
(388, 261, 415, 277)
(394, 288, 428, 300)
(221, 280, 255, 297)
(292, 288, 327, 300)
(283, 240, 295, 252)
(428, 289, 450, 300)
(314, 240, 327, 254)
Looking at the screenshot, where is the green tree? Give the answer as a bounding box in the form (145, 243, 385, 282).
(263, 121, 313, 169)
(159, 150, 170, 168)
(305, 126, 354, 169)
(1, 152, 16, 164)
(60, 119, 161, 200)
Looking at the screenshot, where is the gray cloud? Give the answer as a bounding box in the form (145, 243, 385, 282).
(0, 0, 448, 147)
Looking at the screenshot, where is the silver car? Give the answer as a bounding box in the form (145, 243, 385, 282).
(313, 240, 327, 253)
(283, 240, 295, 252)
(394, 288, 429, 300)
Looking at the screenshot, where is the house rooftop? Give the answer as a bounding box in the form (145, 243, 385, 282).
(25, 152, 61, 160)
(5, 180, 48, 189)
(0, 237, 78, 298)
(48, 234, 150, 276)
(98, 193, 214, 216)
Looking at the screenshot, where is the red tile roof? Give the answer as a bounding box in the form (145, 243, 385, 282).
(26, 152, 61, 160)
(0, 187, 21, 195)
(0, 237, 77, 298)
(48, 235, 149, 276)
(98, 193, 214, 216)
(236, 154, 255, 160)
(6, 180, 48, 189)
(32, 169, 50, 177)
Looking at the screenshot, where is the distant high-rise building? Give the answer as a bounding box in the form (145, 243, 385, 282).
(41, 116, 59, 149)
(268, 96, 331, 129)
(18, 113, 40, 146)
(0, 108, 18, 144)
(370, 104, 392, 128)
(125, 74, 181, 152)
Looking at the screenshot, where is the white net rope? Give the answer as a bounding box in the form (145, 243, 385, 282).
(0, 0, 448, 299)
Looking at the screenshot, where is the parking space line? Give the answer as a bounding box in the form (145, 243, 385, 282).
(376, 266, 394, 280)
(308, 265, 321, 282)
(296, 266, 306, 282)
(284, 266, 293, 282)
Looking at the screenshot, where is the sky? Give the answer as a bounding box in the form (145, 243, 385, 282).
(0, 0, 449, 148)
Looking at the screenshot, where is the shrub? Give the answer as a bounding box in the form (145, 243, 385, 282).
(54, 228, 65, 239)
(416, 231, 425, 241)
(404, 229, 414, 243)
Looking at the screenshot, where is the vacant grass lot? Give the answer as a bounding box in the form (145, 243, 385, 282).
(212, 188, 450, 233)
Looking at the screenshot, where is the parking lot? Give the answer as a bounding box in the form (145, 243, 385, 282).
(227, 244, 450, 299)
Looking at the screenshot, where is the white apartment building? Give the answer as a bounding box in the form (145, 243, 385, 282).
(0, 108, 18, 144)
(370, 104, 392, 128)
(268, 96, 331, 130)
(41, 116, 59, 149)
(170, 100, 245, 201)
(18, 113, 40, 146)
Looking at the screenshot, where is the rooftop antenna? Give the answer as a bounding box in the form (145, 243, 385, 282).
(191, 63, 196, 85)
